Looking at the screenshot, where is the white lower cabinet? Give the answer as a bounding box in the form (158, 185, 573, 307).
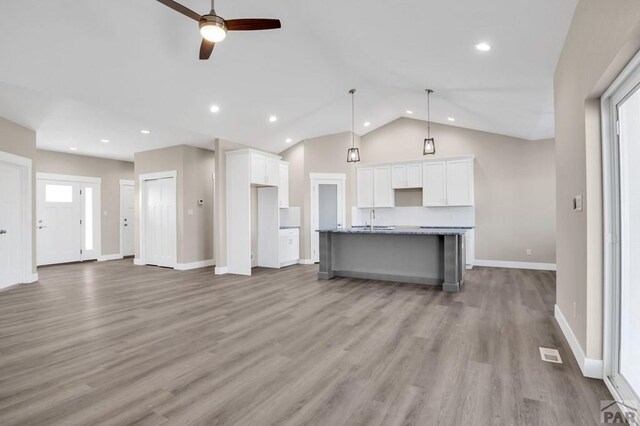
(279, 228, 300, 267)
(465, 229, 475, 269)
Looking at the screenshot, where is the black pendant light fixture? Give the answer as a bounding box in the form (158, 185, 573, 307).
(347, 89, 360, 163)
(423, 89, 436, 155)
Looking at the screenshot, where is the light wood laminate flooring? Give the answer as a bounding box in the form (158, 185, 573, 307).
(0, 260, 611, 425)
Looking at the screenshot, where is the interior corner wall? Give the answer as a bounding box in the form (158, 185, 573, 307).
(0, 116, 37, 274)
(35, 150, 134, 257)
(554, 0, 640, 361)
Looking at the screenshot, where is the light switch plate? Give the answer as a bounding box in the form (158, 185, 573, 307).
(573, 195, 583, 211)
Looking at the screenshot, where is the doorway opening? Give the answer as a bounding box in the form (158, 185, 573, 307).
(310, 173, 346, 263)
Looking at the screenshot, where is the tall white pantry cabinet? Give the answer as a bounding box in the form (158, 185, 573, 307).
(225, 149, 296, 276)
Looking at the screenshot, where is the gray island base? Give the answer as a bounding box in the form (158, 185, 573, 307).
(317, 228, 467, 292)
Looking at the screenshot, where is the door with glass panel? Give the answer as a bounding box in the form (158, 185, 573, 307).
(612, 84, 640, 407)
(36, 178, 100, 265)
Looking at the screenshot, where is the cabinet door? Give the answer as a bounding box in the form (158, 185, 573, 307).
(391, 165, 407, 189)
(278, 163, 289, 208)
(422, 161, 447, 206)
(250, 153, 266, 185)
(278, 237, 288, 264)
(446, 158, 474, 206)
(406, 163, 423, 188)
(373, 166, 394, 208)
(265, 157, 280, 187)
(356, 167, 374, 208)
(291, 230, 300, 261)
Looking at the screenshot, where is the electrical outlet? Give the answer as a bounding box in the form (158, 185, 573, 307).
(526, 249, 532, 256)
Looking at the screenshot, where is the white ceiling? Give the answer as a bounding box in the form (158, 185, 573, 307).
(0, 0, 577, 161)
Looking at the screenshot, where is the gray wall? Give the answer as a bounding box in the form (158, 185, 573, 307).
(134, 145, 215, 265)
(554, 0, 640, 360)
(0, 116, 37, 273)
(35, 150, 134, 257)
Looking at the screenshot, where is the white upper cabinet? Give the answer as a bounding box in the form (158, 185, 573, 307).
(373, 166, 394, 208)
(406, 163, 423, 188)
(446, 158, 474, 206)
(392, 163, 422, 189)
(422, 161, 447, 206)
(278, 162, 289, 208)
(356, 167, 374, 208)
(250, 152, 279, 187)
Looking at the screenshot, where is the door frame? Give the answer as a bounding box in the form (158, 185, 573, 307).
(36, 173, 102, 262)
(138, 171, 177, 268)
(310, 173, 346, 263)
(601, 49, 640, 411)
(119, 179, 134, 257)
(0, 151, 34, 285)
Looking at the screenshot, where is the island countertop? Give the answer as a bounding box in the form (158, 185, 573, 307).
(317, 227, 469, 236)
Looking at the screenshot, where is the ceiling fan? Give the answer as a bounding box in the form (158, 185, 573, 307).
(156, 0, 281, 60)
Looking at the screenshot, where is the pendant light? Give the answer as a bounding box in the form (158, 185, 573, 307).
(347, 89, 360, 163)
(423, 89, 436, 155)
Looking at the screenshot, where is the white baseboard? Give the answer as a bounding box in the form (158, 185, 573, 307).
(215, 266, 229, 275)
(98, 254, 123, 262)
(474, 260, 557, 271)
(554, 305, 603, 379)
(174, 259, 215, 271)
(133, 258, 145, 266)
(0, 273, 39, 291)
(299, 259, 315, 265)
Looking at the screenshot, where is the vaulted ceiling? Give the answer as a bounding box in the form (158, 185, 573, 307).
(0, 0, 577, 160)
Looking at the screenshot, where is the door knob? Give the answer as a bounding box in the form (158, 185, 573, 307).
(0, 230, 6, 235)
(124, 224, 128, 227)
(38, 226, 47, 229)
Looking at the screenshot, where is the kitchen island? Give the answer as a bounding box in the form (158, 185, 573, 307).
(317, 227, 468, 292)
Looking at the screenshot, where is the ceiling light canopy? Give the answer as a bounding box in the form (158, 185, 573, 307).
(199, 15, 227, 42)
(475, 42, 491, 51)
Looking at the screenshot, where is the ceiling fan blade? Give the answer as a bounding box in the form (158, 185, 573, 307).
(199, 39, 215, 60)
(156, 0, 202, 22)
(226, 19, 281, 31)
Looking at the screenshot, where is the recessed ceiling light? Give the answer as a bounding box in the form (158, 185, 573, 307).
(475, 42, 491, 52)
(100, 139, 110, 143)
(286, 138, 293, 143)
(141, 129, 151, 134)
(448, 117, 456, 122)
(364, 122, 371, 127)
(269, 115, 278, 123)
(210, 105, 220, 113)
(69, 147, 78, 151)
(406, 110, 413, 114)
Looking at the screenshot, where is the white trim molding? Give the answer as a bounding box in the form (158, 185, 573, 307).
(473, 260, 556, 271)
(36, 172, 101, 184)
(26, 273, 38, 283)
(98, 254, 123, 262)
(119, 179, 134, 186)
(133, 258, 145, 266)
(215, 266, 229, 275)
(175, 259, 215, 271)
(554, 305, 603, 379)
(299, 259, 315, 265)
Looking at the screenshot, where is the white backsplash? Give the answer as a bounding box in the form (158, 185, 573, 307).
(352, 206, 475, 228)
(280, 207, 301, 227)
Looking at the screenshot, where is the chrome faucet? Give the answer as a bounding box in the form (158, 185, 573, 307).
(369, 209, 376, 231)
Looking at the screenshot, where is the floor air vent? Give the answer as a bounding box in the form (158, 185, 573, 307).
(539, 347, 563, 364)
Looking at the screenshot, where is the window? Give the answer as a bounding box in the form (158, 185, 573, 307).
(45, 184, 73, 203)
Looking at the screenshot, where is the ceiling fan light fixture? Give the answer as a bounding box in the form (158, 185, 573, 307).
(199, 16, 227, 42)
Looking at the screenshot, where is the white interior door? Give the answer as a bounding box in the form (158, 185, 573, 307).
(0, 162, 23, 288)
(143, 177, 176, 268)
(121, 184, 135, 256)
(310, 176, 345, 263)
(81, 182, 100, 261)
(37, 179, 82, 265)
(614, 86, 640, 404)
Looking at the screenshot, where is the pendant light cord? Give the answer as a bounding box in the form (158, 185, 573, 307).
(350, 89, 356, 148)
(426, 89, 432, 140)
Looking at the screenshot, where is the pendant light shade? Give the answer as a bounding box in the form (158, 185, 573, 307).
(423, 89, 436, 155)
(347, 89, 360, 163)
